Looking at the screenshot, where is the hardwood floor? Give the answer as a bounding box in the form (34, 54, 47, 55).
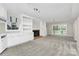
(34, 36, 44, 40)
(0, 35, 79, 56)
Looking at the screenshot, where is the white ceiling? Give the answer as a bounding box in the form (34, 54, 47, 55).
(1, 3, 79, 23)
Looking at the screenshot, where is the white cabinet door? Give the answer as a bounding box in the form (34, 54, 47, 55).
(7, 32, 33, 47)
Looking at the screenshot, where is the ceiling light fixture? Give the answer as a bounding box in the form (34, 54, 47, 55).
(33, 8, 40, 17)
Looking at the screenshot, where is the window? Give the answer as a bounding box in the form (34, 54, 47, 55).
(53, 24, 67, 35)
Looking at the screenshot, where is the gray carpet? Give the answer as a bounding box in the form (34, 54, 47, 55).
(0, 35, 79, 56)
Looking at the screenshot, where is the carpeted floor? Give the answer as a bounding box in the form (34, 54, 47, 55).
(0, 35, 79, 56)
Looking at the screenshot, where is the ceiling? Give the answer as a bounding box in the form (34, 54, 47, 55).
(1, 3, 79, 23)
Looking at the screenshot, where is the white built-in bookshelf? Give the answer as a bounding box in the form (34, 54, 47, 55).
(21, 15, 33, 32)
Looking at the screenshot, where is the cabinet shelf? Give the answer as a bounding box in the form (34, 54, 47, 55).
(22, 15, 32, 32)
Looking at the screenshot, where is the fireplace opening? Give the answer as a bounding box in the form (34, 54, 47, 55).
(33, 30, 40, 37)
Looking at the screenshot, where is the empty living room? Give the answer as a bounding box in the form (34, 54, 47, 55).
(0, 0, 79, 57)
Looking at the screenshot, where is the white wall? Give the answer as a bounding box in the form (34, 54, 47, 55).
(73, 17, 79, 47)
(33, 19, 40, 30)
(67, 23, 74, 36)
(40, 21, 47, 36)
(46, 22, 74, 37)
(46, 23, 53, 35)
(73, 18, 78, 41)
(0, 4, 7, 20)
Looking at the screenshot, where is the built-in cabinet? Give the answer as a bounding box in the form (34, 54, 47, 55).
(0, 5, 33, 52)
(7, 15, 33, 47)
(7, 32, 33, 47)
(22, 16, 32, 32)
(0, 5, 7, 53)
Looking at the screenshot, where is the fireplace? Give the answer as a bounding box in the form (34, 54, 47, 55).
(33, 30, 40, 37)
